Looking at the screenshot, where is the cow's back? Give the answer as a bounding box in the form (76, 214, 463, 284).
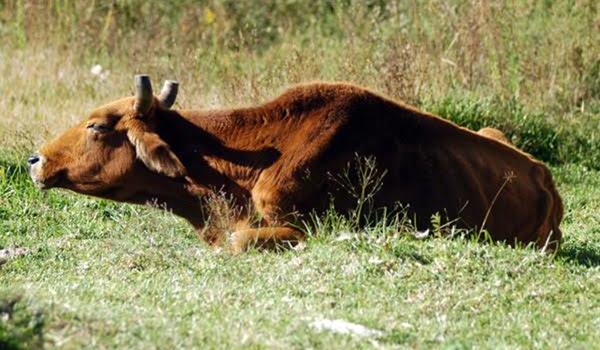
(279, 86, 564, 248)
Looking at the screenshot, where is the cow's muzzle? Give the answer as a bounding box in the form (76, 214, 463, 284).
(28, 153, 51, 189)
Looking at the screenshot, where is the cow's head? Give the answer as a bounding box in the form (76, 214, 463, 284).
(28, 75, 186, 200)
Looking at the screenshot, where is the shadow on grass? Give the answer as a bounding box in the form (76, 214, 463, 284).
(0, 158, 29, 182)
(0, 296, 45, 350)
(556, 242, 600, 267)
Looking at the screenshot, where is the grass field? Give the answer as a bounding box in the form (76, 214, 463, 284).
(1, 1, 599, 349)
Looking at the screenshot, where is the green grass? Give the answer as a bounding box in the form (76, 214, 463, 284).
(1, 0, 599, 348)
(424, 96, 600, 169)
(1, 151, 600, 348)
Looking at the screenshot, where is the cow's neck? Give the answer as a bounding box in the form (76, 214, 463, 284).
(157, 108, 276, 199)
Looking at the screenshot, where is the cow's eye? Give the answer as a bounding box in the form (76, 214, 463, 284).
(87, 123, 112, 133)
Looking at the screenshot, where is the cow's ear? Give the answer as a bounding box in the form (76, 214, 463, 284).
(127, 129, 186, 178)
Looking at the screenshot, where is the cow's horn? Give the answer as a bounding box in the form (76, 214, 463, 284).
(134, 74, 153, 114)
(158, 80, 179, 109)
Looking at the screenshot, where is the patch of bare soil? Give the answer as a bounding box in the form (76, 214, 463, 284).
(0, 247, 30, 266)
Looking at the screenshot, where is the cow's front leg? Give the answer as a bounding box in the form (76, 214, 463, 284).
(227, 191, 306, 253)
(237, 170, 323, 253)
(229, 226, 305, 254)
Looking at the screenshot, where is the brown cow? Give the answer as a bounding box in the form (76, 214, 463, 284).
(29, 75, 563, 252)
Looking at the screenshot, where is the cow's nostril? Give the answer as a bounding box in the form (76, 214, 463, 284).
(27, 154, 40, 166)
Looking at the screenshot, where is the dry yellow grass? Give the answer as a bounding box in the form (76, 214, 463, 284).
(1, 1, 597, 154)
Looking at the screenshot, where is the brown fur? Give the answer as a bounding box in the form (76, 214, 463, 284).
(31, 81, 563, 252)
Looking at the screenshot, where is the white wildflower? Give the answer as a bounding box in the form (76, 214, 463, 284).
(413, 229, 430, 239)
(335, 231, 356, 241)
(90, 64, 109, 80)
(90, 64, 103, 76)
(368, 256, 384, 265)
